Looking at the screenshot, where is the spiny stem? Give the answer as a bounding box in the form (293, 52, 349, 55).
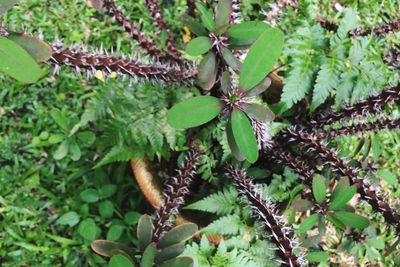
(152, 149, 202, 241)
(302, 85, 400, 129)
(315, 118, 400, 138)
(279, 127, 400, 233)
(49, 44, 196, 82)
(144, 0, 181, 61)
(226, 165, 303, 267)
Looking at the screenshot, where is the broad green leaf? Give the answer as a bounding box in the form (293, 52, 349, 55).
(195, 2, 215, 31)
(69, 140, 81, 161)
(312, 175, 327, 203)
(231, 109, 258, 163)
(306, 251, 329, 262)
(221, 47, 241, 72)
(329, 185, 356, 211)
(334, 211, 370, 229)
(377, 170, 398, 187)
(215, 0, 232, 28)
(50, 109, 69, 131)
(239, 27, 284, 91)
(242, 103, 275, 122)
(291, 199, 314, 212)
(80, 188, 99, 203)
(220, 71, 230, 94)
(107, 225, 124, 241)
(298, 214, 319, 233)
(57, 211, 80, 227)
(53, 140, 68, 160)
(78, 218, 100, 241)
(99, 184, 117, 198)
(367, 238, 385, 249)
(0, 36, 41, 83)
(0, 0, 17, 15)
(244, 77, 271, 97)
(158, 223, 198, 249)
(159, 257, 194, 267)
(227, 21, 270, 48)
(167, 96, 222, 129)
(99, 200, 114, 218)
(109, 254, 134, 267)
(137, 215, 153, 251)
(141, 244, 156, 267)
(182, 15, 208, 36)
(331, 177, 350, 202)
(197, 51, 217, 90)
(154, 243, 185, 264)
(91, 240, 136, 258)
(226, 120, 245, 161)
(326, 214, 346, 230)
(8, 34, 52, 62)
(185, 37, 212, 56)
(77, 131, 96, 144)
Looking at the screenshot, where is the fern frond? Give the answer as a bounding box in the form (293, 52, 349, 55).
(201, 214, 243, 236)
(94, 146, 134, 168)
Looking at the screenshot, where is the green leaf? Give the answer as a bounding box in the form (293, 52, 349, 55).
(77, 131, 96, 145)
(167, 96, 222, 129)
(227, 21, 270, 48)
(99, 184, 118, 198)
(159, 257, 194, 267)
(0, 0, 17, 15)
(298, 214, 319, 233)
(244, 77, 271, 97)
(158, 223, 198, 249)
(107, 225, 124, 241)
(377, 170, 398, 187)
(221, 47, 241, 72)
(334, 211, 370, 229)
(331, 177, 350, 202)
(197, 51, 217, 90)
(312, 175, 326, 203)
(220, 71, 230, 94)
(137, 215, 153, 251)
(141, 244, 156, 267)
(185, 37, 212, 56)
(0, 36, 41, 83)
(69, 140, 81, 161)
(372, 135, 381, 162)
(154, 243, 185, 264)
(50, 109, 69, 131)
(7, 33, 52, 62)
(367, 238, 385, 249)
(291, 199, 314, 212)
(182, 15, 207, 36)
(78, 218, 100, 241)
(57, 211, 80, 227)
(326, 214, 346, 230)
(109, 254, 134, 267)
(215, 0, 232, 28)
(241, 103, 275, 122)
(226, 120, 245, 161)
(239, 27, 284, 91)
(329, 185, 356, 211)
(53, 140, 68, 160)
(230, 109, 258, 163)
(80, 188, 99, 203)
(91, 240, 136, 258)
(195, 2, 215, 31)
(306, 251, 329, 262)
(99, 200, 114, 218)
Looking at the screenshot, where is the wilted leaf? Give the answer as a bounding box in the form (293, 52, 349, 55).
(167, 96, 222, 129)
(227, 21, 270, 48)
(8, 33, 52, 62)
(334, 211, 370, 229)
(197, 51, 217, 90)
(312, 175, 327, 204)
(0, 36, 41, 83)
(241, 103, 275, 122)
(158, 223, 198, 249)
(239, 27, 284, 91)
(185, 36, 212, 56)
(91, 240, 135, 258)
(230, 109, 258, 163)
(88, 0, 103, 10)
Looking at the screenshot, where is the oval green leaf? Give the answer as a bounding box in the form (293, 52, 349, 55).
(329, 185, 356, 211)
(241, 103, 275, 122)
(226, 120, 245, 161)
(331, 177, 350, 202)
(312, 174, 327, 204)
(306, 251, 329, 263)
(227, 21, 270, 48)
(298, 214, 319, 233)
(7, 34, 52, 62)
(185, 36, 212, 56)
(334, 211, 370, 229)
(326, 214, 346, 230)
(0, 36, 41, 83)
(221, 47, 241, 72)
(195, 2, 215, 31)
(109, 254, 134, 267)
(154, 243, 186, 264)
(239, 27, 284, 91)
(230, 109, 258, 163)
(137, 215, 153, 251)
(167, 96, 222, 129)
(140, 244, 156, 267)
(197, 51, 217, 90)
(158, 223, 198, 249)
(220, 71, 231, 94)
